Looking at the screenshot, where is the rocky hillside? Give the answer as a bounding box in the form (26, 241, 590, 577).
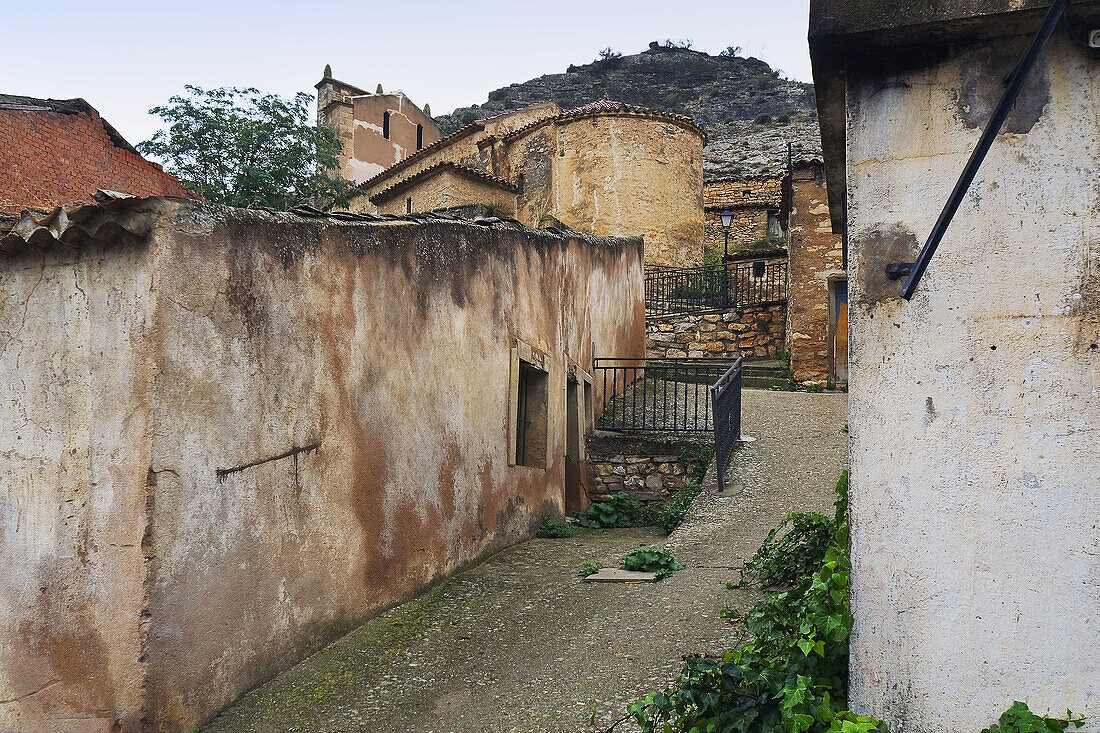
(436, 42, 821, 178)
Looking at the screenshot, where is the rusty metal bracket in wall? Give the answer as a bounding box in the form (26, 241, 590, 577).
(887, 0, 1069, 300)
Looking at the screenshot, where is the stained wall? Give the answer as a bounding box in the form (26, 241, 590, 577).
(842, 33, 1100, 731)
(0, 199, 644, 732)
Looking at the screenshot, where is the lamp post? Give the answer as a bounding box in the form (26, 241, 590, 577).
(720, 209, 733, 308)
(720, 209, 733, 261)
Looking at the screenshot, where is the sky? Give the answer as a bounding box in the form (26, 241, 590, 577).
(2, 0, 813, 147)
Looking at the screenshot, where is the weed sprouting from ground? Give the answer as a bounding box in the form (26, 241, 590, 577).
(536, 514, 574, 538)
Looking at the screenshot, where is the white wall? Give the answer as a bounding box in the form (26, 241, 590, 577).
(845, 34, 1100, 732)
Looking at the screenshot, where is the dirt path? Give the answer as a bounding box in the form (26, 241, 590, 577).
(201, 390, 848, 733)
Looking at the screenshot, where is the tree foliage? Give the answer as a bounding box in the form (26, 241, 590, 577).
(139, 85, 353, 210)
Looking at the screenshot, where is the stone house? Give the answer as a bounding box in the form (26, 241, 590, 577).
(324, 91, 706, 267)
(811, 0, 1100, 730)
(315, 66, 443, 183)
(0, 196, 642, 732)
(702, 175, 785, 258)
(0, 93, 197, 215)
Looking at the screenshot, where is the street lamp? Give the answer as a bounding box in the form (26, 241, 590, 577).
(720, 209, 733, 262)
(719, 209, 733, 308)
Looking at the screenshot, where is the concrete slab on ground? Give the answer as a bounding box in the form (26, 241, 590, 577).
(582, 568, 659, 583)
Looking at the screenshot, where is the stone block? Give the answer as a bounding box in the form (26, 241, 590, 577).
(665, 349, 687, 358)
(645, 475, 663, 490)
(653, 455, 679, 463)
(612, 465, 626, 476)
(703, 314, 722, 323)
(688, 350, 705, 358)
(674, 321, 695, 334)
(697, 322, 717, 332)
(595, 464, 613, 476)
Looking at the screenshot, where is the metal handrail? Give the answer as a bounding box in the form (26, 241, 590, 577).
(887, 0, 1068, 299)
(710, 357, 743, 493)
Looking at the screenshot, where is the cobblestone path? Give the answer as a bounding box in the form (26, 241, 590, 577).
(202, 390, 848, 733)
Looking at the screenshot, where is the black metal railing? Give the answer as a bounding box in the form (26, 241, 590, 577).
(593, 357, 734, 433)
(710, 357, 743, 493)
(645, 258, 787, 316)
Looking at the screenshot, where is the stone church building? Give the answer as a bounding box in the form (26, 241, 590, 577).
(317, 72, 706, 268)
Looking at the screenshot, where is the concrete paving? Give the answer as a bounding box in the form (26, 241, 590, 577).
(200, 389, 848, 733)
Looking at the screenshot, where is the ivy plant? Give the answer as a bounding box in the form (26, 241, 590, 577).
(622, 547, 684, 578)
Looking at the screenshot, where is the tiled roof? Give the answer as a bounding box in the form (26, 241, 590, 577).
(1, 196, 634, 256)
(368, 162, 518, 203)
(500, 100, 706, 144)
(564, 97, 629, 115)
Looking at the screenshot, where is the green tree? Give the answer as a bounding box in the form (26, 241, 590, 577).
(138, 85, 353, 210)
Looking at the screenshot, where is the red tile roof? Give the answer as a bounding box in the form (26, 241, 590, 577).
(0, 94, 199, 214)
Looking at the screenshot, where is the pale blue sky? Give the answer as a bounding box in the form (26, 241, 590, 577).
(2, 0, 813, 147)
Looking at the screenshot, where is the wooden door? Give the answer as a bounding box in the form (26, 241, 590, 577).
(833, 281, 848, 383)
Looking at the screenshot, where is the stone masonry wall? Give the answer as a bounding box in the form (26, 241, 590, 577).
(590, 454, 687, 502)
(586, 433, 705, 503)
(704, 207, 769, 254)
(646, 303, 786, 359)
(702, 176, 784, 258)
(786, 162, 844, 384)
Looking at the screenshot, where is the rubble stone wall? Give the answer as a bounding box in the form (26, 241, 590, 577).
(646, 303, 786, 359)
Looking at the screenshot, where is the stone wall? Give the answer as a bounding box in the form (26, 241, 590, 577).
(551, 113, 704, 266)
(702, 176, 784, 259)
(0, 198, 644, 732)
(646, 303, 786, 359)
(703, 176, 782, 208)
(371, 165, 518, 217)
(704, 207, 770, 255)
(586, 433, 704, 503)
(786, 161, 844, 384)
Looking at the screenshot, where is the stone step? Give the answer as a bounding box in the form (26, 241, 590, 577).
(741, 375, 792, 390)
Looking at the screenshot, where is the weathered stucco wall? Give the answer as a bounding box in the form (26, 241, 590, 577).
(787, 162, 844, 384)
(844, 33, 1100, 731)
(345, 93, 441, 182)
(0, 223, 157, 732)
(0, 200, 644, 732)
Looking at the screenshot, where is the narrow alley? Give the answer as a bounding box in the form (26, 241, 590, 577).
(202, 389, 848, 733)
